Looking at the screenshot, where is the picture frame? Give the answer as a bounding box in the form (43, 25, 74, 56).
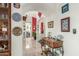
(73, 29, 76, 34)
(48, 21, 54, 28)
(13, 3, 20, 9)
(41, 22, 44, 33)
(62, 3, 69, 13)
(61, 17, 70, 32)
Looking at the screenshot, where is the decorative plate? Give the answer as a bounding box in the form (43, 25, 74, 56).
(13, 3, 20, 9)
(12, 27, 22, 36)
(12, 13, 21, 22)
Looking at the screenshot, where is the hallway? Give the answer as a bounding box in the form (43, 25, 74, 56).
(1, 3, 79, 56)
(23, 37, 42, 56)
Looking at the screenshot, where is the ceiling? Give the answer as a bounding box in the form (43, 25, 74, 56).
(21, 3, 57, 16)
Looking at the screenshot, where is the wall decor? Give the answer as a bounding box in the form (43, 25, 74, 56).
(62, 3, 69, 13)
(26, 32, 30, 38)
(73, 29, 76, 34)
(23, 16, 27, 21)
(12, 27, 22, 36)
(13, 3, 20, 9)
(32, 17, 36, 32)
(61, 17, 70, 32)
(48, 32, 51, 38)
(38, 12, 42, 18)
(48, 21, 54, 28)
(41, 22, 44, 33)
(37, 25, 39, 31)
(12, 13, 21, 22)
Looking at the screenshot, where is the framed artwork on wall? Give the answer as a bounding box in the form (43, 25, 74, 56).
(61, 17, 70, 32)
(13, 3, 20, 9)
(62, 3, 69, 13)
(73, 29, 76, 34)
(41, 22, 44, 33)
(48, 21, 54, 28)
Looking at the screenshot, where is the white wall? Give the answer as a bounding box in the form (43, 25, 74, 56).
(11, 3, 56, 56)
(11, 4, 24, 56)
(37, 17, 45, 41)
(56, 3, 79, 56)
(11, 3, 79, 56)
(44, 3, 79, 56)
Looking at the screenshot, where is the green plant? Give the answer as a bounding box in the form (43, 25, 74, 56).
(32, 32, 36, 40)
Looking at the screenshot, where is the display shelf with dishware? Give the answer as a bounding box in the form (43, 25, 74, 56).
(0, 13, 9, 20)
(0, 3, 11, 56)
(0, 41, 8, 52)
(0, 3, 9, 8)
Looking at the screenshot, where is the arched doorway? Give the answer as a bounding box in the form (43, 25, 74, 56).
(22, 11, 45, 56)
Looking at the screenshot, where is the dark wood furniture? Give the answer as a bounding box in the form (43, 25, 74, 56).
(39, 37, 64, 56)
(0, 3, 11, 56)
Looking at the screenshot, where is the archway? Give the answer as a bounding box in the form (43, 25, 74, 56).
(22, 11, 45, 56)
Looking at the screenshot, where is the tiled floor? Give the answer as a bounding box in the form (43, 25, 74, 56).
(23, 37, 42, 56)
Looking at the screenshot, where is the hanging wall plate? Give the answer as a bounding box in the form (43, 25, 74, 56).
(13, 3, 20, 9)
(12, 13, 21, 22)
(12, 27, 22, 36)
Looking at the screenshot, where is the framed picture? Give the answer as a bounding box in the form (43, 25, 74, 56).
(41, 22, 44, 33)
(48, 21, 54, 28)
(73, 29, 76, 34)
(62, 3, 69, 13)
(13, 3, 20, 9)
(61, 17, 70, 32)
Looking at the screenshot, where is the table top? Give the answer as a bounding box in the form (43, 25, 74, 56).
(40, 37, 63, 48)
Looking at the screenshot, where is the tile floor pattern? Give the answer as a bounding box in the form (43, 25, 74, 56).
(23, 37, 42, 56)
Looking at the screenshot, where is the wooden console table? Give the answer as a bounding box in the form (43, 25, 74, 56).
(39, 37, 64, 56)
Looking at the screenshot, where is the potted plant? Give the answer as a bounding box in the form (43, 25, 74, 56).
(32, 32, 36, 40)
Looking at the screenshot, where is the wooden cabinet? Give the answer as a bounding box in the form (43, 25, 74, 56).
(0, 3, 11, 56)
